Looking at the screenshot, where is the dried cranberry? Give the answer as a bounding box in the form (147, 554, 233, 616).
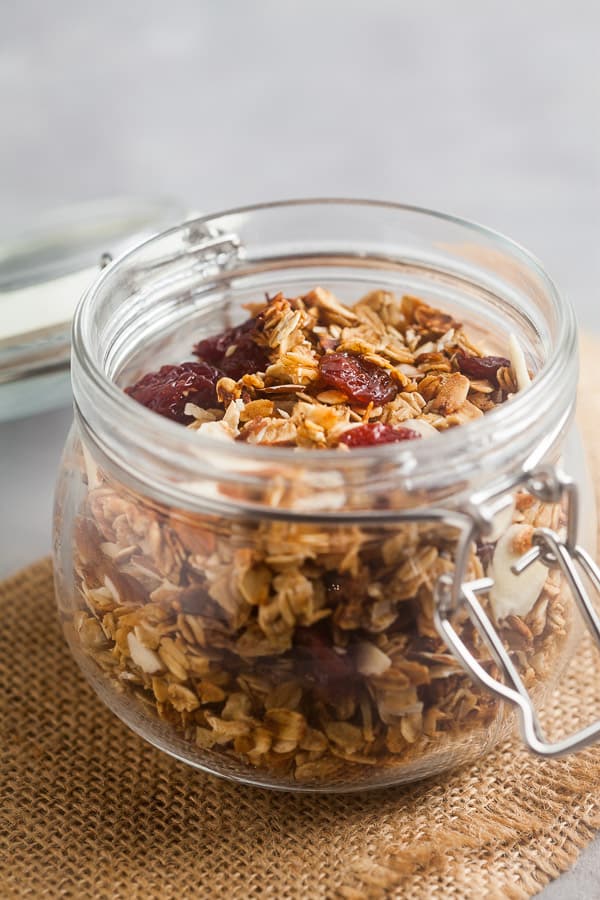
(295, 625, 354, 685)
(194, 317, 253, 362)
(193, 317, 269, 380)
(339, 422, 421, 448)
(318, 352, 398, 406)
(456, 353, 510, 385)
(125, 361, 221, 423)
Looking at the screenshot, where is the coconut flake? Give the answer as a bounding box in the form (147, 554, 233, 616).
(291, 470, 347, 511)
(403, 419, 439, 439)
(195, 420, 235, 441)
(222, 398, 245, 431)
(184, 402, 220, 422)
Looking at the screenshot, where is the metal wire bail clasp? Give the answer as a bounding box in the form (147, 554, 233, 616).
(434, 464, 600, 757)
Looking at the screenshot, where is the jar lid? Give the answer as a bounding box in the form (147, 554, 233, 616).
(0, 195, 186, 421)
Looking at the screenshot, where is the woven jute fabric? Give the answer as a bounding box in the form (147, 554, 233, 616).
(2, 336, 600, 900)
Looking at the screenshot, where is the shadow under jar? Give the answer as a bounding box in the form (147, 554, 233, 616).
(53, 200, 598, 792)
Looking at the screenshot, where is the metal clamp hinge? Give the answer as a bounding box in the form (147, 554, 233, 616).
(434, 465, 600, 757)
(183, 222, 244, 271)
(97, 224, 244, 285)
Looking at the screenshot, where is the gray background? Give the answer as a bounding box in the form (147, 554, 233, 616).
(1, 2, 599, 896)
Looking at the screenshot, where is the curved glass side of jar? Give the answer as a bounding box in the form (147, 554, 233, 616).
(52, 424, 589, 792)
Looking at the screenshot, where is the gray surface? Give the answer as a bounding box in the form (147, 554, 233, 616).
(1, 2, 599, 896)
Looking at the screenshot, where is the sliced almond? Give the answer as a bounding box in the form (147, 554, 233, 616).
(486, 494, 516, 543)
(355, 641, 392, 676)
(127, 631, 164, 674)
(489, 523, 547, 620)
(508, 334, 532, 392)
(260, 383, 306, 395)
(81, 442, 101, 490)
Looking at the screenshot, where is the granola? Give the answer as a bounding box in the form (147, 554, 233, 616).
(125, 289, 519, 446)
(64, 289, 572, 787)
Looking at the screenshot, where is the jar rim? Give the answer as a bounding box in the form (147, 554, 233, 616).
(72, 198, 578, 509)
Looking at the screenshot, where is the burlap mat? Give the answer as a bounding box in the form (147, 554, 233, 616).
(2, 335, 600, 900)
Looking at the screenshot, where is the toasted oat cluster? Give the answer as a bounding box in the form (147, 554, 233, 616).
(125, 289, 528, 447)
(66, 290, 569, 787)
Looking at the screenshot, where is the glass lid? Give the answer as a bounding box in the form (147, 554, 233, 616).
(0, 195, 185, 421)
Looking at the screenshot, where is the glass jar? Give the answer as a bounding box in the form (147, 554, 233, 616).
(53, 200, 599, 792)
